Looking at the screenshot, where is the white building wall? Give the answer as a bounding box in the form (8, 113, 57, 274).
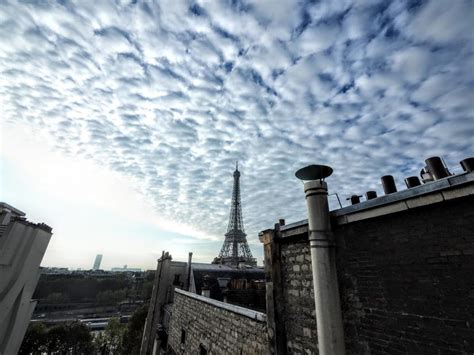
(0, 207, 52, 355)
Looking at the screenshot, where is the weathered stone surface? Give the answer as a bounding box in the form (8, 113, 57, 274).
(168, 291, 268, 355)
(280, 239, 317, 355)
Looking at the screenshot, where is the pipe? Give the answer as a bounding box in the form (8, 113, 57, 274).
(186, 252, 193, 291)
(425, 156, 449, 180)
(405, 176, 421, 188)
(365, 191, 377, 200)
(347, 195, 361, 205)
(381, 175, 397, 194)
(460, 158, 474, 172)
(303, 180, 345, 355)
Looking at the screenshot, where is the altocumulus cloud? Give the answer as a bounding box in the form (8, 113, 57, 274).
(0, 0, 473, 242)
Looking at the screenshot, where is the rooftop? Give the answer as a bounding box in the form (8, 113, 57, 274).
(277, 170, 474, 238)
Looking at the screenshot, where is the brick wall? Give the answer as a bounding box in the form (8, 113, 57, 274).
(168, 289, 268, 355)
(336, 195, 474, 354)
(263, 192, 474, 354)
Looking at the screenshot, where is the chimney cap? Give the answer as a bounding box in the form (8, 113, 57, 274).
(295, 164, 333, 181)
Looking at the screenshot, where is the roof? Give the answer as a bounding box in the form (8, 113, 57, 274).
(276, 171, 474, 237)
(191, 262, 263, 273)
(190, 264, 265, 307)
(0, 202, 26, 217)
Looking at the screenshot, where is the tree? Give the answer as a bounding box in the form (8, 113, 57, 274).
(19, 322, 47, 355)
(19, 321, 93, 355)
(106, 318, 126, 353)
(121, 305, 148, 355)
(67, 322, 94, 354)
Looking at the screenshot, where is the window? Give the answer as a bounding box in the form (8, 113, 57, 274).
(173, 274, 181, 286)
(181, 329, 186, 344)
(199, 344, 208, 355)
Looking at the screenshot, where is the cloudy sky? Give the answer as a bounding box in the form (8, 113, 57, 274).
(0, 0, 473, 270)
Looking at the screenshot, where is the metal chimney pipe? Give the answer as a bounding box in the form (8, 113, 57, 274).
(347, 195, 361, 205)
(295, 165, 346, 355)
(460, 158, 474, 172)
(425, 156, 449, 180)
(365, 191, 377, 200)
(405, 176, 421, 188)
(186, 252, 193, 291)
(381, 175, 397, 194)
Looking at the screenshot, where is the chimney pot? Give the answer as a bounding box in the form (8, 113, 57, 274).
(381, 175, 397, 194)
(460, 157, 474, 172)
(405, 176, 421, 188)
(365, 191, 377, 200)
(347, 195, 361, 205)
(425, 156, 450, 180)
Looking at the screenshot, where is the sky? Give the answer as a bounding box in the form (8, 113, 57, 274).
(0, 0, 473, 270)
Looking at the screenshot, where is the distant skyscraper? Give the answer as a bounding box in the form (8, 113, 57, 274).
(213, 163, 256, 266)
(92, 254, 103, 270)
(0, 202, 52, 354)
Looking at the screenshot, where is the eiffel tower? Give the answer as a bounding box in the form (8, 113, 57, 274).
(213, 163, 256, 267)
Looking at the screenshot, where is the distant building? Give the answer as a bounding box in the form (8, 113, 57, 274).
(0, 202, 52, 355)
(111, 265, 141, 272)
(41, 267, 70, 275)
(92, 254, 103, 270)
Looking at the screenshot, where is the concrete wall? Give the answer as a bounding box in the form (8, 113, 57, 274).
(261, 174, 474, 354)
(168, 289, 268, 355)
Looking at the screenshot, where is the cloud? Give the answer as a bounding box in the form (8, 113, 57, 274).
(0, 0, 473, 263)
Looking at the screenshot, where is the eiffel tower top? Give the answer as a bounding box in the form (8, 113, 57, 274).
(213, 163, 256, 267)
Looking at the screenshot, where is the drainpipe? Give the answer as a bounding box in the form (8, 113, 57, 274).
(296, 165, 345, 355)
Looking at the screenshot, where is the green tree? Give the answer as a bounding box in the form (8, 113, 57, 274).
(121, 305, 148, 355)
(46, 324, 69, 354)
(19, 322, 47, 355)
(67, 322, 94, 354)
(20, 321, 93, 355)
(97, 317, 126, 354)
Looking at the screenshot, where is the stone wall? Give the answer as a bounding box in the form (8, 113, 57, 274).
(279, 238, 317, 354)
(261, 177, 474, 354)
(168, 289, 268, 355)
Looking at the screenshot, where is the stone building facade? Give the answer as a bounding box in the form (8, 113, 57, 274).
(140, 254, 265, 354)
(260, 169, 474, 354)
(0, 202, 52, 355)
(167, 289, 267, 355)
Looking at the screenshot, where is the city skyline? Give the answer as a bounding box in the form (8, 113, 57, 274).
(1, 0, 473, 270)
